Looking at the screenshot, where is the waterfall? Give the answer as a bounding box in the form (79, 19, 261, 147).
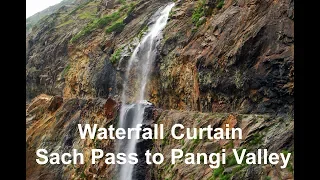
(117, 3, 175, 180)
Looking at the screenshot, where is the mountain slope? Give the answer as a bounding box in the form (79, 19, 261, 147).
(26, 0, 89, 35)
(26, 0, 294, 179)
(26, 0, 293, 114)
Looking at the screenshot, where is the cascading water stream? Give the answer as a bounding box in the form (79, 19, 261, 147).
(117, 3, 175, 180)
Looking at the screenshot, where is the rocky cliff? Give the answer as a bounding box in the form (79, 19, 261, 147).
(26, 0, 294, 179)
(26, 95, 293, 180)
(152, 0, 294, 114)
(26, 0, 294, 114)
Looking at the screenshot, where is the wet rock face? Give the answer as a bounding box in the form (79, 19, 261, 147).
(26, 5, 82, 100)
(26, 0, 294, 179)
(150, 0, 294, 114)
(26, 0, 293, 114)
(26, 0, 172, 101)
(132, 105, 157, 180)
(94, 58, 117, 98)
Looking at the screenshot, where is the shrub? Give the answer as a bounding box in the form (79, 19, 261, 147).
(80, 171, 86, 178)
(106, 20, 125, 34)
(217, 0, 225, 9)
(248, 133, 264, 146)
(137, 25, 148, 40)
(226, 155, 237, 167)
(191, 1, 205, 24)
(264, 176, 271, 180)
(180, 138, 185, 145)
(110, 48, 122, 64)
(97, 12, 120, 27)
(287, 163, 294, 172)
(219, 174, 231, 180)
(119, 3, 129, 11)
(192, 11, 204, 23)
(70, 2, 135, 43)
(119, 2, 136, 15)
(196, 17, 206, 27)
(200, 156, 205, 163)
(281, 150, 289, 156)
(70, 11, 120, 43)
(213, 166, 224, 177)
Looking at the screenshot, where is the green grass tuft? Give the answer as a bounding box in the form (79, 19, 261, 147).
(189, 135, 201, 152)
(191, 0, 205, 25)
(62, 64, 71, 77)
(196, 17, 206, 27)
(287, 163, 294, 172)
(281, 150, 289, 156)
(162, 131, 170, 147)
(70, 11, 120, 43)
(216, 0, 225, 10)
(248, 133, 264, 146)
(213, 166, 224, 177)
(200, 155, 205, 163)
(78, 11, 96, 20)
(226, 155, 238, 167)
(137, 25, 148, 40)
(219, 173, 231, 180)
(264, 176, 271, 180)
(127, 3, 135, 15)
(110, 48, 123, 64)
(180, 138, 185, 145)
(106, 20, 125, 34)
(56, 19, 74, 28)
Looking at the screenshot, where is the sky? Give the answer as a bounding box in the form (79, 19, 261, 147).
(26, 0, 63, 18)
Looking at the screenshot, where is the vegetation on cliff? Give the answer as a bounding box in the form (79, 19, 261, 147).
(26, 0, 294, 179)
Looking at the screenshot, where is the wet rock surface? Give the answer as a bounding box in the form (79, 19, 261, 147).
(133, 106, 155, 180)
(27, 0, 293, 113)
(26, 0, 294, 179)
(151, 0, 294, 114)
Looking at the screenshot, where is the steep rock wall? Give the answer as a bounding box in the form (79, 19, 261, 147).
(26, 95, 293, 179)
(26, 0, 294, 114)
(26, 0, 294, 179)
(150, 0, 294, 114)
(153, 110, 293, 180)
(26, 95, 119, 179)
